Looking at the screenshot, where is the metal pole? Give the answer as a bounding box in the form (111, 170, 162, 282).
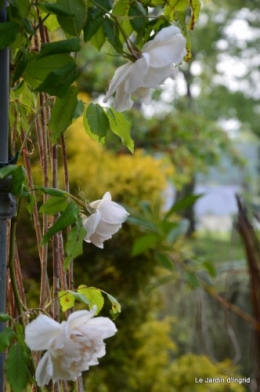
(0, 1, 16, 390)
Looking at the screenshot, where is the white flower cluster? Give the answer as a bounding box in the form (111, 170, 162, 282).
(83, 191, 129, 248)
(104, 25, 186, 111)
(25, 308, 117, 386)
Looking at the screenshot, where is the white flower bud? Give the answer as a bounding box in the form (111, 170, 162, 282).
(83, 192, 129, 248)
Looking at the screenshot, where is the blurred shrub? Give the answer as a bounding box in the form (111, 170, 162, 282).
(21, 117, 246, 392)
(63, 117, 173, 203)
(168, 354, 246, 392)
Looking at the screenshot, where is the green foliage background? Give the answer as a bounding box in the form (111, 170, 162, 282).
(1, 0, 259, 390)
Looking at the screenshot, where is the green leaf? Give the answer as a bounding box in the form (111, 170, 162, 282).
(185, 271, 200, 288)
(49, 86, 78, 142)
(36, 62, 78, 98)
(106, 108, 134, 153)
(0, 22, 19, 50)
(73, 99, 84, 120)
(0, 328, 16, 353)
(24, 19, 35, 36)
(39, 196, 68, 215)
(42, 202, 79, 244)
(83, 14, 103, 42)
(105, 293, 121, 319)
(165, 219, 189, 244)
(112, 0, 132, 41)
(84, 103, 109, 143)
(83, 0, 112, 42)
(5, 343, 28, 392)
(0, 165, 18, 179)
(12, 166, 26, 197)
(37, 2, 75, 17)
(78, 286, 104, 315)
(161, 220, 178, 234)
(84, 0, 113, 43)
(70, 291, 91, 306)
(58, 290, 76, 311)
(64, 220, 86, 270)
(17, 0, 30, 18)
(26, 193, 35, 214)
(35, 186, 69, 197)
(39, 38, 81, 58)
(163, 0, 192, 61)
(128, 2, 147, 33)
(188, 0, 201, 30)
(23, 53, 75, 90)
(0, 313, 13, 322)
(58, 290, 92, 311)
(150, 0, 164, 4)
(92, 0, 113, 12)
(154, 252, 174, 271)
(56, 0, 87, 36)
(164, 0, 187, 20)
(103, 17, 122, 51)
(14, 324, 27, 351)
(164, 194, 203, 219)
(90, 24, 105, 50)
(202, 260, 216, 278)
(132, 233, 159, 256)
(12, 51, 28, 84)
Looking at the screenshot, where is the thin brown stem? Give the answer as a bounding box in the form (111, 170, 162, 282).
(51, 144, 60, 321)
(175, 254, 260, 332)
(8, 216, 25, 325)
(61, 134, 74, 290)
(77, 376, 84, 392)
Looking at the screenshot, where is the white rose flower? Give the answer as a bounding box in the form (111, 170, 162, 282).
(83, 191, 129, 248)
(104, 25, 186, 111)
(25, 307, 117, 386)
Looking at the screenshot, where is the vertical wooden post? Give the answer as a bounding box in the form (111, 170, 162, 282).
(0, 1, 16, 390)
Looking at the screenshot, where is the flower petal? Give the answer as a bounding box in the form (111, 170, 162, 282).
(113, 83, 133, 112)
(88, 232, 109, 248)
(83, 211, 101, 241)
(25, 315, 61, 351)
(124, 56, 149, 94)
(83, 317, 117, 340)
(35, 352, 53, 386)
(95, 221, 122, 237)
(98, 202, 129, 224)
(142, 26, 186, 67)
(104, 62, 132, 102)
(145, 25, 182, 45)
(102, 192, 112, 201)
(144, 36, 186, 68)
(135, 87, 153, 105)
(142, 65, 173, 88)
(51, 354, 80, 382)
(67, 309, 96, 331)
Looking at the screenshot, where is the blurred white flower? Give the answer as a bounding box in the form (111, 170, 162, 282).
(25, 308, 117, 386)
(83, 191, 129, 248)
(104, 25, 186, 111)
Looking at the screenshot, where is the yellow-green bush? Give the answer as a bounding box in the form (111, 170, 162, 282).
(168, 354, 246, 392)
(64, 117, 173, 204)
(125, 317, 246, 392)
